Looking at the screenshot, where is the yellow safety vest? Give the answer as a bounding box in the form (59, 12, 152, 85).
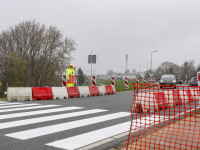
(66, 67, 75, 83)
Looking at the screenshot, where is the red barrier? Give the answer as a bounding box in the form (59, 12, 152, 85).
(67, 87, 80, 98)
(105, 85, 114, 95)
(154, 92, 169, 110)
(126, 84, 200, 150)
(32, 87, 53, 100)
(89, 86, 100, 96)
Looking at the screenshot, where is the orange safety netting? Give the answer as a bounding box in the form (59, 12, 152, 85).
(126, 83, 200, 150)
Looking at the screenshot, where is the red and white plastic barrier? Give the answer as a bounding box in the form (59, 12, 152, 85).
(62, 74, 66, 87)
(7, 85, 116, 101)
(92, 75, 96, 86)
(198, 72, 200, 86)
(136, 76, 139, 84)
(143, 78, 146, 87)
(111, 76, 116, 93)
(148, 78, 156, 85)
(125, 77, 129, 89)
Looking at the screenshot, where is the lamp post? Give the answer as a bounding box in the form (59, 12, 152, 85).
(147, 61, 151, 72)
(151, 50, 158, 71)
(139, 65, 142, 76)
(147, 61, 151, 80)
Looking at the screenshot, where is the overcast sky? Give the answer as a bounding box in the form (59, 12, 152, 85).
(1, 0, 200, 75)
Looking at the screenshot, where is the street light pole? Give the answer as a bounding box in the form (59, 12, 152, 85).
(139, 65, 142, 76)
(151, 50, 158, 71)
(147, 61, 151, 72)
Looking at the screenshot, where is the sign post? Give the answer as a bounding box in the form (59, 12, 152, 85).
(197, 72, 200, 86)
(88, 52, 96, 86)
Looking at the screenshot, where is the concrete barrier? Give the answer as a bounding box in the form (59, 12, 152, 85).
(78, 86, 90, 97)
(7, 87, 32, 101)
(98, 86, 107, 96)
(52, 87, 68, 99)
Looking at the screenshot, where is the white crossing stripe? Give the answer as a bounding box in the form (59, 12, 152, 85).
(0, 106, 83, 120)
(0, 109, 108, 129)
(0, 105, 59, 113)
(46, 116, 163, 150)
(46, 121, 130, 150)
(0, 104, 40, 109)
(6, 112, 130, 140)
(0, 102, 23, 106)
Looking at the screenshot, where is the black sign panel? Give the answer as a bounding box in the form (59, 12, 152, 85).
(88, 55, 96, 64)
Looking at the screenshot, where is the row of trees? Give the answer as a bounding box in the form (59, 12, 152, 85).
(0, 20, 77, 97)
(145, 60, 200, 81)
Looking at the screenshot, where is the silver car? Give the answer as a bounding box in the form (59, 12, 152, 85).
(159, 74, 177, 89)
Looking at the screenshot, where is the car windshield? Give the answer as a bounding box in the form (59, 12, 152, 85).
(161, 75, 175, 79)
(193, 78, 197, 80)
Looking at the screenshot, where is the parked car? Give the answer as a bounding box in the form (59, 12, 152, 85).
(159, 74, 177, 89)
(176, 79, 182, 85)
(189, 77, 198, 86)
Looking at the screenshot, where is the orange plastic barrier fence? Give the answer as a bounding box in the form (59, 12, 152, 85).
(105, 85, 114, 95)
(89, 86, 100, 96)
(32, 87, 53, 100)
(126, 84, 200, 150)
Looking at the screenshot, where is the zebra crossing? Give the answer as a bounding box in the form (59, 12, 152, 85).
(0, 101, 132, 150)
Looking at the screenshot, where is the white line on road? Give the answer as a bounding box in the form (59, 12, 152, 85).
(6, 112, 130, 140)
(0, 109, 108, 129)
(0, 104, 40, 109)
(0, 105, 59, 113)
(0, 102, 23, 106)
(0, 106, 83, 120)
(46, 121, 131, 150)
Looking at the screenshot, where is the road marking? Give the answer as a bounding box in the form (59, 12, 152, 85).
(6, 112, 130, 140)
(46, 121, 131, 150)
(0, 103, 40, 109)
(0, 106, 83, 120)
(0, 109, 108, 129)
(0, 102, 23, 106)
(0, 105, 59, 113)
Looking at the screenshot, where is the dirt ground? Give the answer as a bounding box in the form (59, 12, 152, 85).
(121, 115, 200, 150)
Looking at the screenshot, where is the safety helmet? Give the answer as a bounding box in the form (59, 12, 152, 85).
(69, 64, 73, 68)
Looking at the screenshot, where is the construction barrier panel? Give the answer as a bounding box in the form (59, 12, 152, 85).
(52, 87, 68, 99)
(67, 87, 80, 98)
(78, 86, 90, 97)
(105, 85, 114, 95)
(98, 86, 107, 96)
(7, 87, 32, 101)
(89, 86, 100, 96)
(126, 84, 200, 150)
(32, 87, 53, 100)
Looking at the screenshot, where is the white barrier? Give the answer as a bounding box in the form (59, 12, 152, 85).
(98, 86, 107, 96)
(7, 87, 32, 101)
(52, 87, 68, 99)
(135, 92, 158, 113)
(78, 86, 90, 97)
(164, 91, 174, 107)
(190, 90, 199, 101)
(179, 91, 189, 104)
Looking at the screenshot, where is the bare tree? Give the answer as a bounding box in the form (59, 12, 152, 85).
(181, 60, 196, 81)
(154, 62, 181, 79)
(0, 20, 77, 95)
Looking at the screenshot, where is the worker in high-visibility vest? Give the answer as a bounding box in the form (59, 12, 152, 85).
(66, 64, 76, 87)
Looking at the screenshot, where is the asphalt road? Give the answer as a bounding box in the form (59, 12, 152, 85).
(0, 85, 199, 150)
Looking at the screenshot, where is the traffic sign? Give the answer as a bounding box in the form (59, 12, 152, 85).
(88, 55, 96, 64)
